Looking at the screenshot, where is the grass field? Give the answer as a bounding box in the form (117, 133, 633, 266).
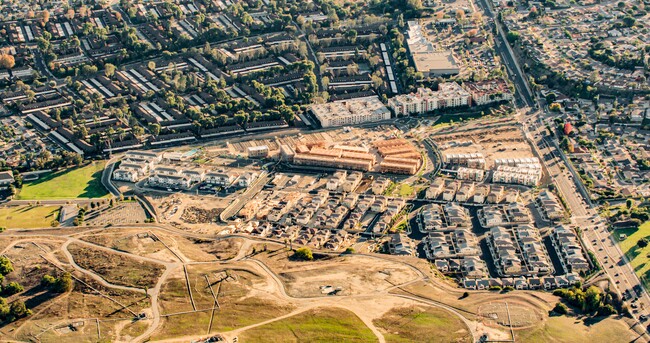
(398, 184, 414, 197)
(0, 205, 60, 228)
(515, 315, 636, 343)
(616, 221, 650, 288)
(238, 307, 377, 343)
(17, 162, 109, 199)
(374, 306, 471, 343)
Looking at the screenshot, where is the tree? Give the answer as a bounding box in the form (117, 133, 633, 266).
(0, 54, 15, 70)
(346, 29, 358, 44)
(638, 237, 649, 248)
(9, 300, 31, 319)
(54, 273, 74, 292)
(104, 63, 116, 78)
(148, 123, 161, 136)
(506, 31, 520, 44)
(549, 102, 562, 112)
(626, 199, 634, 209)
(0, 257, 13, 276)
(42, 10, 50, 25)
(41, 275, 56, 287)
(293, 247, 313, 261)
(41, 273, 73, 293)
(2, 282, 23, 296)
(553, 302, 568, 315)
(0, 298, 9, 319)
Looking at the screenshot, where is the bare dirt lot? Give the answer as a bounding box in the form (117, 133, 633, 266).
(67, 243, 166, 288)
(80, 229, 177, 262)
(255, 249, 420, 297)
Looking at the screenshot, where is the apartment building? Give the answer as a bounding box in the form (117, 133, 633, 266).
(310, 96, 390, 128)
(388, 82, 471, 116)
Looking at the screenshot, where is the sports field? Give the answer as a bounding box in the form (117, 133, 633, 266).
(17, 162, 109, 199)
(617, 221, 650, 288)
(0, 205, 60, 228)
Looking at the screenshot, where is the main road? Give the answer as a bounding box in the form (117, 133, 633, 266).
(475, 0, 535, 109)
(477, 0, 650, 330)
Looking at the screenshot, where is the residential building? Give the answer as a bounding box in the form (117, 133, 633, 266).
(310, 96, 391, 128)
(388, 83, 470, 116)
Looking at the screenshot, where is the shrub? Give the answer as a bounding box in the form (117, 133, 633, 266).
(2, 282, 23, 296)
(553, 302, 569, 315)
(0, 257, 13, 276)
(293, 247, 313, 261)
(41, 273, 74, 293)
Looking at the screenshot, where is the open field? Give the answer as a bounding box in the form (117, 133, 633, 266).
(0, 239, 150, 343)
(80, 229, 177, 262)
(256, 250, 420, 297)
(514, 315, 637, 343)
(153, 265, 294, 340)
(239, 307, 377, 342)
(67, 243, 165, 288)
(188, 237, 244, 261)
(17, 162, 109, 199)
(616, 221, 650, 288)
(374, 306, 471, 343)
(0, 205, 60, 228)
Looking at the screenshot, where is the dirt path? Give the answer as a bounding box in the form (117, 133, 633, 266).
(3, 224, 490, 343)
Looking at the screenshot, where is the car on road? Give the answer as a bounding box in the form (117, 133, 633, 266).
(640, 315, 647, 322)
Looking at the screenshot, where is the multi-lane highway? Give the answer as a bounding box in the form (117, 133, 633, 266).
(478, 0, 650, 324)
(475, 0, 535, 109)
(523, 109, 650, 334)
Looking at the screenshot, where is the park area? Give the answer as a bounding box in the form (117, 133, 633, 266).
(238, 307, 377, 342)
(0, 205, 60, 228)
(616, 221, 650, 288)
(17, 162, 109, 200)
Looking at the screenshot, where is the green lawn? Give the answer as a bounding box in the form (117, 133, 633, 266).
(374, 306, 471, 343)
(0, 205, 60, 228)
(17, 162, 109, 200)
(616, 221, 650, 289)
(238, 307, 377, 343)
(398, 184, 414, 197)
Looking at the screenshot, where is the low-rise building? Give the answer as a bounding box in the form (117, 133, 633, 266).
(237, 172, 259, 187)
(204, 170, 236, 187)
(248, 145, 269, 158)
(457, 167, 485, 181)
(550, 225, 589, 273)
(537, 190, 565, 220)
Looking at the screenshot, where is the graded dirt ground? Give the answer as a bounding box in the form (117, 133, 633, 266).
(255, 249, 420, 297)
